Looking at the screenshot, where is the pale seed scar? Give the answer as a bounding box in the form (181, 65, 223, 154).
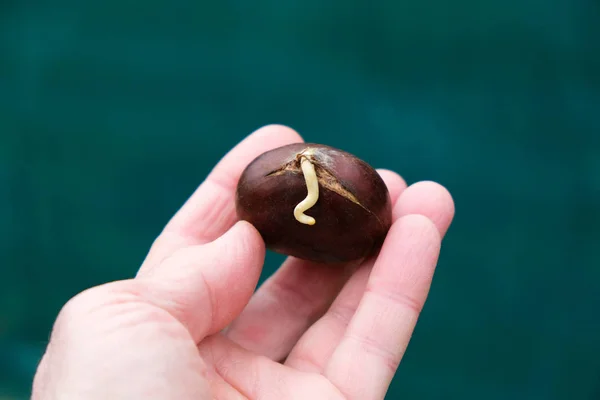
(294, 155, 319, 225)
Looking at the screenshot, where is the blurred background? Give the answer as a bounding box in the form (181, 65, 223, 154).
(1, 0, 599, 398)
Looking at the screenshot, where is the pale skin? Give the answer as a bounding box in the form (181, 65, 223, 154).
(32, 125, 455, 400)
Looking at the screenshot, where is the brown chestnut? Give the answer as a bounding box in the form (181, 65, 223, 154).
(235, 143, 392, 264)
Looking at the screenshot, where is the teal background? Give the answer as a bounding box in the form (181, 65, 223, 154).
(1, 1, 599, 398)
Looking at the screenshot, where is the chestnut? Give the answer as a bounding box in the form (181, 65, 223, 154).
(235, 143, 392, 264)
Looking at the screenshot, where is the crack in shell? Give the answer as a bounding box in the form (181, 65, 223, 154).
(265, 149, 386, 229)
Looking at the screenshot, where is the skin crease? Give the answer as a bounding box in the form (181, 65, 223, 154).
(32, 125, 455, 400)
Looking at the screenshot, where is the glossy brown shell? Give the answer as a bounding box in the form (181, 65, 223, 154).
(235, 143, 392, 263)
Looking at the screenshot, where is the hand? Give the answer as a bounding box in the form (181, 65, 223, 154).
(32, 125, 455, 400)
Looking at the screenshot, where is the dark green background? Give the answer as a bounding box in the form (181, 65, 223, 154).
(1, 0, 599, 399)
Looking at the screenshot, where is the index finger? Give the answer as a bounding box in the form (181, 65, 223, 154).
(139, 125, 303, 273)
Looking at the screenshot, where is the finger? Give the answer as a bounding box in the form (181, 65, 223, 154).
(324, 215, 441, 400)
(204, 367, 248, 400)
(285, 181, 454, 373)
(394, 180, 455, 237)
(223, 170, 407, 361)
(139, 124, 303, 274)
(136, 221, 265, 342)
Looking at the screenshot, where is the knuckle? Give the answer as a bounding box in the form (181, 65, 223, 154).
(52, 282, 129, 336)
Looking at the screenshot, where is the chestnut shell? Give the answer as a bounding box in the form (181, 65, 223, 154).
(235, 143, 392, 263)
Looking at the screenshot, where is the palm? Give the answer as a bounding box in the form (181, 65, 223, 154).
(151, 202, 448, 400)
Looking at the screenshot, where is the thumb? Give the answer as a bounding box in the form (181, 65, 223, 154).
(135, 220, 265, 342)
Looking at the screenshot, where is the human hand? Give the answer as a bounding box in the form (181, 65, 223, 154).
(32, 125, 455, 400)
